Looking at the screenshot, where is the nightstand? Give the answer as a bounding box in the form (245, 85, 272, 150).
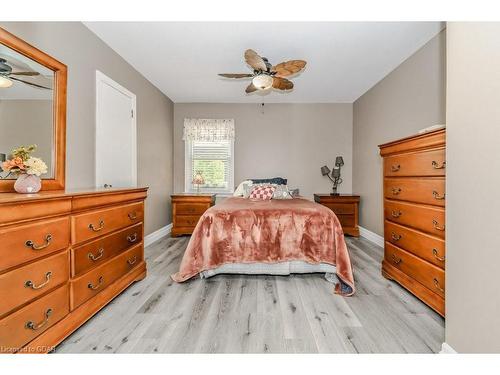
(171, 193, 216, 237)
(313, 194, 360, 237)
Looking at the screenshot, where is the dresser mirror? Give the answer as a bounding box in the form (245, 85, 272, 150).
(0, 27, 66, 191)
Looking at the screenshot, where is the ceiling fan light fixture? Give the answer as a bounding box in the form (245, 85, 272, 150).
(252, 74, 273, 90)
(0, 75, 13, 88)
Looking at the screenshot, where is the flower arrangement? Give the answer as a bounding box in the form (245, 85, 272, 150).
(1, 145, 48, 193)
(1, 145, 48, 177)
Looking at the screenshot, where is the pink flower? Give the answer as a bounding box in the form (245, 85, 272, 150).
(2, 157, 26, 172)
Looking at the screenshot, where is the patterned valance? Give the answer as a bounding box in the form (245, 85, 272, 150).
(183, 118, 235, 142)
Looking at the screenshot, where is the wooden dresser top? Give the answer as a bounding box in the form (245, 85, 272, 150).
(0, 187, 148, 205)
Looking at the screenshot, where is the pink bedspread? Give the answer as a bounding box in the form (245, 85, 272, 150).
(171, 197, 355, 296)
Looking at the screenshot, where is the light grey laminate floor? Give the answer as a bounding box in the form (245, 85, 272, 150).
(56, 236, 444, 353)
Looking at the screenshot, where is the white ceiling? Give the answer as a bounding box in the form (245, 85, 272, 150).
(85, 22, 444, 103)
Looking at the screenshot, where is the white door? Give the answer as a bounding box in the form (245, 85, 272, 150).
(95, 71, 137, 188)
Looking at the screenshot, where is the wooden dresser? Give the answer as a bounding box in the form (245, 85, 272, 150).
(171, 193, 216, 237)
(0, 187, 147, 353)
(314, 194, 360, 237)
(379, 129, 445, 316)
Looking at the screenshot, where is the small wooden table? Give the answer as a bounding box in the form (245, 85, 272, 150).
(313, 194, 360, 237)
(171, 193, 216, 237)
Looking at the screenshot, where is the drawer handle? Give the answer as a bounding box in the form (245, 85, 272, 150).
(391, 233, 402, 241)
(433, 278, 445, 293)
(391, 210, 402, 218)
(127, 233, 138, 243)
(25, 271, 52, 290)
(391, 164, 400, 172)
(25, 234, 52, 250)
(432, 248, 446, 262)
(88, 248, 104, 261)
(128, 212, 138, 220)
(432, 220, 445, 231)
(432, 191, 446, 200)
(127, 256, 138, 265)
(187, 219, 196, 225)
(88, 220, 104, 232)
(432, 161, 446, 169)
(391, 187, 402, 195)
(25, 308, 52, 331)
(391, 254, 402, 265)
(88, 276, 104, 291)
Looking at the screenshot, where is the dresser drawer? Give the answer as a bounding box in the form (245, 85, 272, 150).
(0, 285, 69, 352)
(384, 148, 446, 177)
(71, 202, 143, 244)
(71, 223, 143, 277)
(337, 214, 355, 228)
(384, 200, 445, 239)
(70, 244, 143, 309)
(0, 251, 69, 318)
(175, 203, 210, 215)
(323, 203, 355, 215)
(385, 242, 445, 298)
(384, 178, 445, 207)
(174, 215, 201, 228)
(385, 221, 445, 269)
(0, 217, 70, 273)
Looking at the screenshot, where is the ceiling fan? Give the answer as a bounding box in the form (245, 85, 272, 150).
(218, 49, 307, 94)
(0, 58, 51, 89)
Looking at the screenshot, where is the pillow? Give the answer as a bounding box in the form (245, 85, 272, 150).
(250, 177, 287, 185)
(272, 184, 293, 200)
(249, 185, 276, 201)
(233, 180, 253, 197)
(289, 188, 300, 197)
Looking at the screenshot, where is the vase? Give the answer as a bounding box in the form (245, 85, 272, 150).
(14, 174, 42, 194)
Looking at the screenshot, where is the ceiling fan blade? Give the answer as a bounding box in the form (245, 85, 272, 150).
(272, 77, 294, 91)
(245, 83, 258, 93)
(244, 49, 267, 71)
(218, 73, 253, 79)
(272, 60, 307, 77)
(9, 76, 52, 90)
(10, 71, 40, 76)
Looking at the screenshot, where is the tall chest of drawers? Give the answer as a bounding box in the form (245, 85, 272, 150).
(0, 187, 147, 353)
(379, 129, 446, 316)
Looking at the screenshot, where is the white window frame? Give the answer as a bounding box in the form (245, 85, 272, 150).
(184, 139, 235, 195)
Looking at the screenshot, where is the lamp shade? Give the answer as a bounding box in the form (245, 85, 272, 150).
(0, 76, 13, 88)
(192, 172, 205, 185)
(335, 156, 344, 167)
(321, 165, 331, 176)
(252, 74, 273, 90)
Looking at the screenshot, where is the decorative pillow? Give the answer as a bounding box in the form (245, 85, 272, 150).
(249, 185, 276, 201)
(233, 180, 253, 197)
(250, 177, 287, 185)
(289, 188, 300, 197)
(272, 184, 293, 200)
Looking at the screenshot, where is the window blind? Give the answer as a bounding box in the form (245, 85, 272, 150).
(185, 140, 234, 193)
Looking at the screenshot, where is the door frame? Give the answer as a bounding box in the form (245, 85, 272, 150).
(95, 70, 137, 188)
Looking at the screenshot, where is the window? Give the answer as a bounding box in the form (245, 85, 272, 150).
(183, 119, 235, 194)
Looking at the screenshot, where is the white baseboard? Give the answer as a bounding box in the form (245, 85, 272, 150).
(358, 226, 384, 247)
(440, 342, 457, 354)
(144, 223, 172, 247)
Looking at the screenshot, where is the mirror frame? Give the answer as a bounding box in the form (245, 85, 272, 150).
(0, 27, 66, 192)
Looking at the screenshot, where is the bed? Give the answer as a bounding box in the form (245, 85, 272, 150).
(171, 196, 355, 296)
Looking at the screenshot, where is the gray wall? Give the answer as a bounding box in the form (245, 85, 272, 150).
(173, 103, 353, 199)
(0, 22, 174, 235)
(446, 22, 500, 353)
(0, 100, 53, 177)
(352, 30, 446, 236)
